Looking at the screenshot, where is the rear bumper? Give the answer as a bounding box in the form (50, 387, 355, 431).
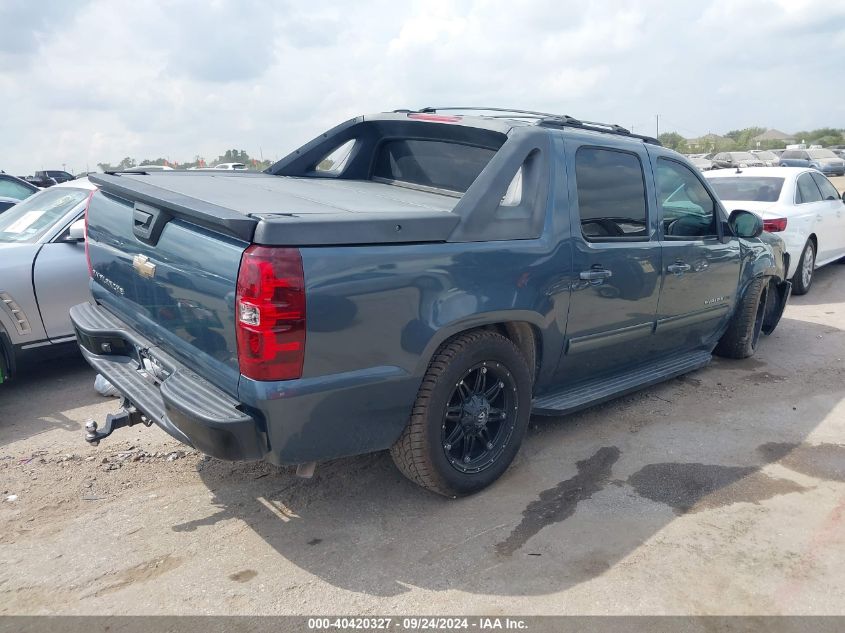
(70, 301, 268, 461)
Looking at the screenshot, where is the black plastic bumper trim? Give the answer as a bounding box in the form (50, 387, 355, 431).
(70, 301, 268, 461)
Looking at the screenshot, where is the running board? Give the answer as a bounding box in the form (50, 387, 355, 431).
(532, 350, 712, 416)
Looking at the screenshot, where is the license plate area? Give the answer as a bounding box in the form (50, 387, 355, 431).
(137, 347, 172, 385)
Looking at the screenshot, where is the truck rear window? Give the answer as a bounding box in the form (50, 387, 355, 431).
(708, 177, 785, 202)
(372, 139, 496, 194)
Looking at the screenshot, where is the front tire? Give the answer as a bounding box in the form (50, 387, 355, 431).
(791, 240, 816, 295)
(390, 330, 532, 497)
(714, 277, 768, 359)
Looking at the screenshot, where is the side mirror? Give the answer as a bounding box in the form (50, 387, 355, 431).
(65, 218, 85, 242)
(729, 209, 763, 239)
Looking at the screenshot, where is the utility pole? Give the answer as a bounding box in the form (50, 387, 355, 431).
(655, 114, 659, 139)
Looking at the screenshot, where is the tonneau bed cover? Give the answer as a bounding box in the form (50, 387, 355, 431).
(89, 172, 461, 245)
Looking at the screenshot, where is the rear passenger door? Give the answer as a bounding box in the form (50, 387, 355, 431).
(650, 156, 741, 354)
(796, 172, 836, 262)
(554, 142, 662, 382)
(809, 171, 845, 260)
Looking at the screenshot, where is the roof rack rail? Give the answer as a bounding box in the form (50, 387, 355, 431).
(409, 107, 662, 146)
(417, 106, 561, 118)
(537, 116, 662, 146)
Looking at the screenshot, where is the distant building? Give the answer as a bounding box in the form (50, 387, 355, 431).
(685, 133, 726, 151)
(751, 129, 795, 145)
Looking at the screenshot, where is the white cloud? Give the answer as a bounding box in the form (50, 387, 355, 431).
(0, 0, 843, 175)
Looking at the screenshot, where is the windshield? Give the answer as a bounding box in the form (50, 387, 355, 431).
(708, 177, 785, 202)
(753, 151, 777, 160)
(0, 188, 89, 243)
(731, 152, 756, 161)
(807, 149, 838, 159)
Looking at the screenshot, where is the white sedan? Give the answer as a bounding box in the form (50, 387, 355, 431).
(705, 167, 845, 294)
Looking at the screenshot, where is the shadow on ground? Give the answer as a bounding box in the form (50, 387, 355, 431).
(0, 354, 100, 446)
(172, 316, 845, 597)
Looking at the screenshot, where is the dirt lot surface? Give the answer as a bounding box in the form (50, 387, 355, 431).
(2, 268, 845, 616)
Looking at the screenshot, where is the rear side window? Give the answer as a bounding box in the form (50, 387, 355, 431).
(575, 147, 648, 240)
(372, 140, 496, 194)
(796, 173, 823, 204)
(810, 172, 840, 201)
(315, 139, 356, 174)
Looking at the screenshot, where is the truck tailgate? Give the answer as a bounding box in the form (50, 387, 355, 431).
(86, 189, 248, 397)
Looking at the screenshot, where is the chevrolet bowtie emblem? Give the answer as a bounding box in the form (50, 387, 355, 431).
(132, 254, 156, 278)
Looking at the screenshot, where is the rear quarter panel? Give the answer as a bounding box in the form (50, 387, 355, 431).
(300, 240, 569, 380)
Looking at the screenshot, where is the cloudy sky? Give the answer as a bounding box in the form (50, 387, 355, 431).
(1, 0, 844, 176)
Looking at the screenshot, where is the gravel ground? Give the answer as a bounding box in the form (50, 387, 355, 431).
(1, 267, 844, 616)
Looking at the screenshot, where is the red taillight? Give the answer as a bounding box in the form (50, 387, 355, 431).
(235, 246, 306, 381)
(83, 189, 96, 276)
(407, 113, 462, 123)
(763, 217, 788, 232)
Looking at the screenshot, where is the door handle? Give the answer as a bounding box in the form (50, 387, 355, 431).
(667, 262, 691, 275)
(579, 268, 612, 281)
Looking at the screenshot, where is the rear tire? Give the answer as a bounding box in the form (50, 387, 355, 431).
(791, 239, 816, 295)
(714, 277, 768, 359)
(390, 330, 532, 497)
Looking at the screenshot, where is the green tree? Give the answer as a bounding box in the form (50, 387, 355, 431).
(658, 132, 686, 151)
(213, 149, 251, 165)
(792, 128, 845, 146)
(724, 127, 765, 150)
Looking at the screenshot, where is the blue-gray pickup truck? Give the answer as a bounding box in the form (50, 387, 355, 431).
(71, 108, 790, 496)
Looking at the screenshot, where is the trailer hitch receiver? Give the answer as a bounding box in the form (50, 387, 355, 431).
(85, 402, 151, 446)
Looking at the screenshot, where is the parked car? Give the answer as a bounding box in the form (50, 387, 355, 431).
(71, 109, 790, 496)
(27, 170, 74, 187)
(0, 179, 96, 382)
(705, 167, 845, 294)
(831, 149, 845, 161)
(119, 165, 175, 173)
(689, 156, 714, 171)
(750, 150, 780, 167)
(0, 174, 39, 213)
(710, 152, 765, 169)
(778, 149, 845, 176)
(24, 175, 55, 187)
